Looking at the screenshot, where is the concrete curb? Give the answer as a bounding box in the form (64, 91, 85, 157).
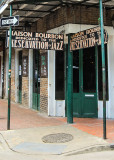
(0, 132, 113, 156)
(62, 144, 113, 156)
(0, 125, 112, 156)
(0, 133, 10, 150)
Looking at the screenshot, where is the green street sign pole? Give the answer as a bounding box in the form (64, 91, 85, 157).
(7, 4, 12, 130)
(99, 0, 106, 139)
(67, 34, 73, 123)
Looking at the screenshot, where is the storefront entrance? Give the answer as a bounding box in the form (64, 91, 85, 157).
(73, 47, 98, 118)
(32, 50, 40, 110)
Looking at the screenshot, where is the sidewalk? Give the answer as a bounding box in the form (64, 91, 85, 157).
(58, 117, 114, 143)
(0, 99, 114, 156)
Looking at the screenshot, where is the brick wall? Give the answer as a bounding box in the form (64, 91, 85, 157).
(10, 48, 29, 107)
(3, 48, 16, 101)
(36, 5, 114, 32)
(11, 49, 15, 102)
(40, 78, 48, 113)
(4, 49, 7, 99)
(22, 77, 29, 107)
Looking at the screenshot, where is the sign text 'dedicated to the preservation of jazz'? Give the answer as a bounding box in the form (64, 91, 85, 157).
(6, 30, 64, 51)
(70, 26, 108, 51)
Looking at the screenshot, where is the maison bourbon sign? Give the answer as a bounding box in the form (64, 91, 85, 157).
(70, 26, 108, 51)
(6, 31, 64, 50)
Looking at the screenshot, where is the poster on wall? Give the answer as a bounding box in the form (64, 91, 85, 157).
(6, 31, 64, 51)
(22, 56, 28, 77)
(70, 26, 108, 51)
(40, 52, 48, 78)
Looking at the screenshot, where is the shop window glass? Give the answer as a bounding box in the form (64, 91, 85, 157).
(33, 50, 40, 94)
(55, 51, 64, 100)
(83, 47, 96, 93)
(73, 50, 79, 93)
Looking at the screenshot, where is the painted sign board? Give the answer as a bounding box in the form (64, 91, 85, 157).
(22, 56, 28, 77)
(6, 30, 64, 50)
(41, 52, 48, 78)
(70, 26, 108, 51)
(1, 16, 19, 27)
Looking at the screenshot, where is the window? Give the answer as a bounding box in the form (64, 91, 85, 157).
(55, 51, 64, 100)
(73, 50, 79, 93)
(33, 50, 40, 94)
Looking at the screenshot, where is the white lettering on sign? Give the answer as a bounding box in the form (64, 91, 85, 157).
(6, 31, 64, 51)
(1, 16, 19, 26)
(70, 26, 108, 50)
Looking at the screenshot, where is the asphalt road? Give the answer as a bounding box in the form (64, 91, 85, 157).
(0, 150, 114, 160)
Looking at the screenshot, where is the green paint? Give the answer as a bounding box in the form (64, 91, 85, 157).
(67, 35, 73, 123)
(65, 44, 68, 116)
(7, 4, 12, 130)
(32, 50, 40, 111)
(41, 56, 45, 61)
(32, 93, 40, 110)
(19, 90, 22, 104)
(95, 46, 99, 103)
(99, 0, 106, 139)
(73, 48, 98, 118)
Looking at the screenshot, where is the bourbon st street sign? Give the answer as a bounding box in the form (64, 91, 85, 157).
(6, 30, 64, 51)
(70, 26, 108, 51)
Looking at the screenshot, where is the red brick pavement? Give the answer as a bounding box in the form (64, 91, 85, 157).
(58, 117, 114, 143)
(0, 99, 114, 143)
(0, 100, 65, 131)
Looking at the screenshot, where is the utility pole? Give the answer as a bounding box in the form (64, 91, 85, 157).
(7, 4, 12, 130)
(99, 0, 106, 139)
(67, 34, 73, 123)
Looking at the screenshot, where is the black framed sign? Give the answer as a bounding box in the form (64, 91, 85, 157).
(70, 26, 108, 51)
(40, 53, 48, 78)
(6, 31, 64, 50)
(22, 56, 28, 77)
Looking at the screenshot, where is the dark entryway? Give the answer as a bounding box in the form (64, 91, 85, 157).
(32, 50, 40, 110)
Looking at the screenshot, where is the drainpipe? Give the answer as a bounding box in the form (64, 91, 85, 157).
(99, 0, 106, 139)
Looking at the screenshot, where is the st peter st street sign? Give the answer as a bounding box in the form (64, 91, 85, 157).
(0, 15, 19, 27)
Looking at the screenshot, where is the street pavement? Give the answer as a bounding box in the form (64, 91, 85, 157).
(0, 99, 114, 157)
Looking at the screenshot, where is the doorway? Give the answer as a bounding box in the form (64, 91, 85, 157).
(73, 47, 98, 117)
(32, 50, 40, 110)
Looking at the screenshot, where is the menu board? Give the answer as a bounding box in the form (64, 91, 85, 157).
(40, 53, 48, 78)
(22, 56, 28, 77)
